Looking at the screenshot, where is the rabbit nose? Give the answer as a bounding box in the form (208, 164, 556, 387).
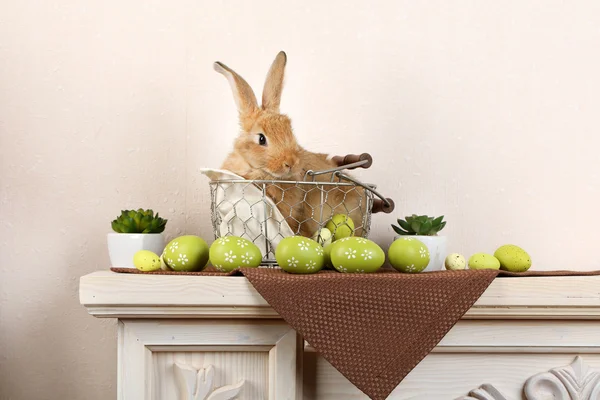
(283, 157, 298, 171)
(282, 155, 299, 172)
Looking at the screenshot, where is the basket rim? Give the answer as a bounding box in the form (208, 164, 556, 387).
(208, 179, 377, 188)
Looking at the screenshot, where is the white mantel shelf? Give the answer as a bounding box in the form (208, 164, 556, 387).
(80, 271, 600, 320)
(79, 271, 600, 399)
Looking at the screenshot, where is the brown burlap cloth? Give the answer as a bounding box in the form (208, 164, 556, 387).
(110, 267, 600, 399)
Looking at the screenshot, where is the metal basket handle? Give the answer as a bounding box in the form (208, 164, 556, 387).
(331, 153, 373, 170)
(304, 153, 372, 180)
(372, 198, 395, 214)
(303, 152, 395, 214)
(333, 153, 394, 214)
(334, 171, 395, 214)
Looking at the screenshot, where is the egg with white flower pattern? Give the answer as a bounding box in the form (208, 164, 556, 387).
(209, 236, 262, 272)
(162, 235, 209, 272)
(275, 236, 325, 274)
(388, 237, 430, 273)
(330, 237, 385, 273)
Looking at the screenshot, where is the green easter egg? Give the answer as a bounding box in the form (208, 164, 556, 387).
(330, 237, 385, 273)
(133, 250, 162, 272)
(468, 253, 501, 270)
(494, 244, 532, 272)
(388, 237, 430, 273)
(209, 236, 262, 272)
(325, 214, 355, 241)
(275, 236, 325, 274)
(163, 235, 209, 272)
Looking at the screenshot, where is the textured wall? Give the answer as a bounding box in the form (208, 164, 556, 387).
(1, 1, 599, 398)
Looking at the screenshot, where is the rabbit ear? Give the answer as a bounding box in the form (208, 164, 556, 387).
(214, 61, 258, 115)
(261, 51, 287, 112)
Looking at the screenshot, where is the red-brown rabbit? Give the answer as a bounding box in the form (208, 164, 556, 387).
(214, 51, 366, 237)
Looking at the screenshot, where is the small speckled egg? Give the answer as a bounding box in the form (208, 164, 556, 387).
(468, 253, 501, 270)
(275, 236, 325, 274)
(133, 250, 162, 272)
(209, 236, 262, 272)
(162, 235, 210, 272)
(445, 253, 467, 270)
(388, 237, 430, 273)
(494, 244, 532, 272)
(312, 227, 333, 247)
(330, 237, 385, 273)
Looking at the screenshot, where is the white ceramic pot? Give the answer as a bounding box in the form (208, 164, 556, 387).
(107, 233, 165, 268)
(394, 235, 447, 272)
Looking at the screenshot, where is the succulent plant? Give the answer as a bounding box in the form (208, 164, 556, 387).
(111, 209, 167, 234)
(391, 214, 446, 236)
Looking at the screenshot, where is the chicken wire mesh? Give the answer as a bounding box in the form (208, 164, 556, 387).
(209, 178, 375, 264)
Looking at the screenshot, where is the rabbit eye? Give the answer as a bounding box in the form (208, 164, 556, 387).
(257, 133, 267, 146)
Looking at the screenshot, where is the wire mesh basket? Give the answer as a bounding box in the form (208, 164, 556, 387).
(205, 153, 394, 264)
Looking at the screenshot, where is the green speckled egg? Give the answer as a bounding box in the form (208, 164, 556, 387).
(133, 250, 162, 272)
(388, 237, 430, 273)
(494, 244, 532, 272)
(275, 236, 324, 274)
(162, 235, 209, 272)
(330, 237, 385, 273)
(468, 253, 501, 270)
(209, 236, 262, 272)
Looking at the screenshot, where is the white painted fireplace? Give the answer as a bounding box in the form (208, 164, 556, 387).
(79, 272, 600, 399)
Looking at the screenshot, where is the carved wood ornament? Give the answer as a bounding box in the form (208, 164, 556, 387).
(457, 356, 600, 400)
(174, 364, 245, 400)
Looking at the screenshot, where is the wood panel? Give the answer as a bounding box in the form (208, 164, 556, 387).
(303, 319, 600, 399)
(118, 319, 301, 400)
(153, 351, 269, 400)
(80, 272, 600, 320)
(304, 353, 600, 399)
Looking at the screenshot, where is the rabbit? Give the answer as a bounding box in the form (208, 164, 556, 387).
(214, 51, 366, 238)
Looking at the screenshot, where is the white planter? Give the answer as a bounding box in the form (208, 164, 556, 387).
(394, 235, 447, 272)
(107, 233, 165, 268)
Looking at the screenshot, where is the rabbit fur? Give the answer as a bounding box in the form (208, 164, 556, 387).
(214, 51, 366, 238)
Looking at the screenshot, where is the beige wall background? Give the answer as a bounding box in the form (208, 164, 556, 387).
(1, 1, 599, 398)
